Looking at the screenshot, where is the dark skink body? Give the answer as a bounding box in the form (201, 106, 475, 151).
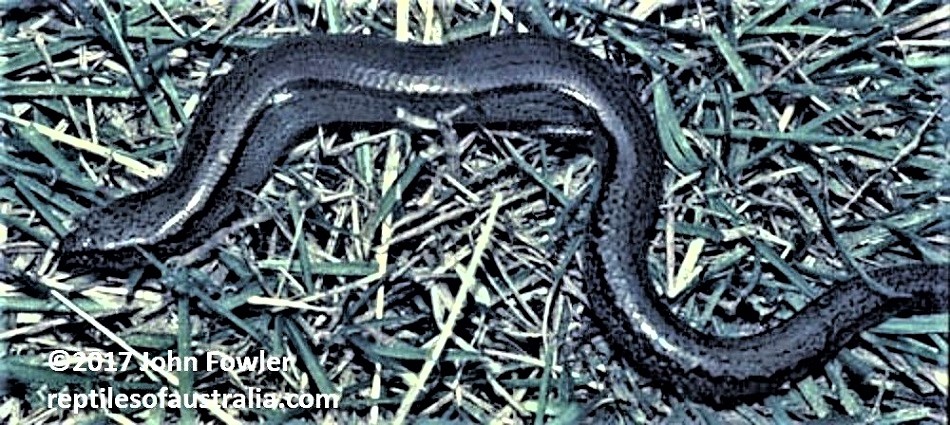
(58, 35, 949, 404)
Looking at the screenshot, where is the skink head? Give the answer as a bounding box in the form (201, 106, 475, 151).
(58, 202, 156, 272)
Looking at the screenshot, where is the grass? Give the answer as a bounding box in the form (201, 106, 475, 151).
(1, 0, 948, 424)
